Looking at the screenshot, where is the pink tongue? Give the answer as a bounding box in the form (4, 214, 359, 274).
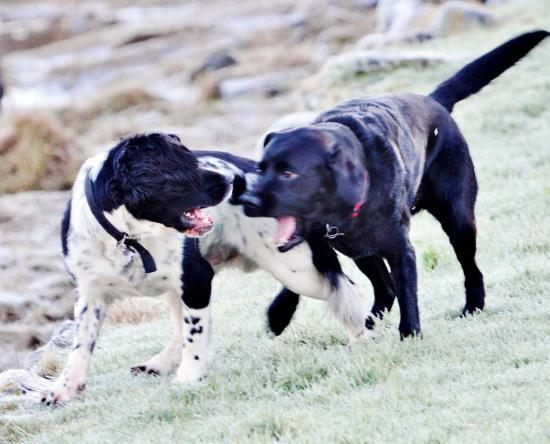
(275, 216, 296, 246)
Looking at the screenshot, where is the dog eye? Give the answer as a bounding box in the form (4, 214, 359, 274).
(282, 170, 298, 179)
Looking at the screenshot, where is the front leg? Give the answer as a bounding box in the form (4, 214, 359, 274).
(267, 287, 300, 336)
(354, 255, 396, 329)
(41, 287, 108, 405)
(131, 291, 184, 376)
(385, 238, 421, 338)
(173, 239, 214, 384)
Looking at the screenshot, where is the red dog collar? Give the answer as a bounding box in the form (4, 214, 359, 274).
(351, 202, 363, 218)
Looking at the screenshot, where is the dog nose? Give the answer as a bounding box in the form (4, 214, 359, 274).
(239, 192, 262, 209)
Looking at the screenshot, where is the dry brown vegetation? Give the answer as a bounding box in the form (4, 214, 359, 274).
(0, 114, 81, 193)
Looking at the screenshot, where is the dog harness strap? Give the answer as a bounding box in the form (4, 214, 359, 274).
(84, 175, 157, 273)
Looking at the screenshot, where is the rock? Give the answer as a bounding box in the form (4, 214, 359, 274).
(190, 50, 238, 81)
(357, 0, 495, 49)
(427, 1, 495, 38)
(317, 50, 448, 84)
(0, 320, 75, 404)
(215, 70, 303, 100)
(24, 320, 75, 378)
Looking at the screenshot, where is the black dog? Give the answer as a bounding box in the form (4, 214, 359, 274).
(241, 31, 549, 338)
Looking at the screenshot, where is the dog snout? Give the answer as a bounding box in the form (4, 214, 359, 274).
(205, 171, 231, 201)
(240, 192, 264, 217)
(239, 192, 261, 209)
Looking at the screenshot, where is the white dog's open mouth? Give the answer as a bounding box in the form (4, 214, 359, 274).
(181, 208, 214, 237)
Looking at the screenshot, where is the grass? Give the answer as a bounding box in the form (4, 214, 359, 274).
(1, 2, 550, 443)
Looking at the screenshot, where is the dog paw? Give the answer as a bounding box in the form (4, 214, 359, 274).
(348, 327, 377, 345)
(40, 382, 83, 406)
(172, 360, 208, 384)
(130, 365, 160, 376)
(131, 347, 182, 376)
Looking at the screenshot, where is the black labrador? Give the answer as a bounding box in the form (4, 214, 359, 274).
(240, 31, 549, 338)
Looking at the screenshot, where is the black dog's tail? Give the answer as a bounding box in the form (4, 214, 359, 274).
(430, 30, 549, 112)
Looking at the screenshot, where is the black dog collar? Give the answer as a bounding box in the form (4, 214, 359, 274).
(84, 175, 157, 274)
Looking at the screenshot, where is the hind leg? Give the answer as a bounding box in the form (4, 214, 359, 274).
(421, 153, 485, 314)
(427, 200, 485, 314)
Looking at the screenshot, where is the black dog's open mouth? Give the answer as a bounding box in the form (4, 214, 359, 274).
(274, 216, 304, 252)
(181, 208, 214, 237)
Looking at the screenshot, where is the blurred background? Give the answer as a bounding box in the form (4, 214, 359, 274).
(0, 0, 537, 371)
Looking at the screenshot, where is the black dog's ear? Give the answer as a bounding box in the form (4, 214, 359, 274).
(229, 171, 247, 205)
(327, 146, 367, 210)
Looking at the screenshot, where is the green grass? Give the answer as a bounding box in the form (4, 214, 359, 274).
(2, 2, 550, 443)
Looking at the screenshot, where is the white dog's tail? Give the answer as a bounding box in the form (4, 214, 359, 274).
(326, 276, 370, 341)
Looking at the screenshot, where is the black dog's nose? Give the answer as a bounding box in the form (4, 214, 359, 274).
(238, 192, 261, 209)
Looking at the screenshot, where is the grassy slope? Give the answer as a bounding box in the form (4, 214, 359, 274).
(2, 2, 549, 443)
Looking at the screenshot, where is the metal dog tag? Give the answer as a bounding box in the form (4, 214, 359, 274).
(122, 246, 136, 273)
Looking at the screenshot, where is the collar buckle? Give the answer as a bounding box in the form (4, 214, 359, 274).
(325, 223, 345, 240)
(117, 233, 138, 249)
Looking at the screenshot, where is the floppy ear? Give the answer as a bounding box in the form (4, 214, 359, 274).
(327, 146, 367, 209)
(110, 140, 147, 206)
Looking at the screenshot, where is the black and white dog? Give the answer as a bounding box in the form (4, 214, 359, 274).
(43, 134, 369, 405)
(240, 31, 549, 338)
(41, 133, 233, 404)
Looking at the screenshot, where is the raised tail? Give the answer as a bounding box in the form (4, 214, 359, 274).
(430, 30, 549, 112)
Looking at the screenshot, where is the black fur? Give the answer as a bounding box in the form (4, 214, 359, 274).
(242, 32, 548, 338)
(181, 237, 214, 309)
(430, 30, 550, 112)
(61, 200, 71, 256)
(267, 288, 300, 336)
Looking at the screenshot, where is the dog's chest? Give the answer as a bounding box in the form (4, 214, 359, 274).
(68, 236, 183, 297)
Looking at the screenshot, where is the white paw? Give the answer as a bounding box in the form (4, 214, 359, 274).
(131, 348, 182, 376)
(172, 356, 209, 384)
(348, 327, 378, 345)
(40, 381, 84, 406)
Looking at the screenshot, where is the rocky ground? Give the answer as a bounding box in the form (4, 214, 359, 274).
(0, 0, 497, 373)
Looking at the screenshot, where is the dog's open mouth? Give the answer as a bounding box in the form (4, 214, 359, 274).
(181, 208, 214, 237)
(274, 215, 304, 252)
